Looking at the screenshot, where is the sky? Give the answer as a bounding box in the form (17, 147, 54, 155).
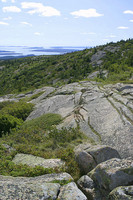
(0, 0, 133, 47)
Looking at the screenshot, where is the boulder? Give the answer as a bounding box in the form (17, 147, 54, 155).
(88, 158, 133, 194)
(0, 173, 73, 200)
(0, 182, 60, 200)
(58, 182, 87, 200)
(12, 153, 65, 169)
(109, 186, 133, 200)
(85, 145, 121, 164)
(75, 150, 96, 174)
(75, 144, 120, 174)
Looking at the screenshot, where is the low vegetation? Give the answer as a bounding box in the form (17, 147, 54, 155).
(0, 101, 89, 180)
(0, 39, 132, 95)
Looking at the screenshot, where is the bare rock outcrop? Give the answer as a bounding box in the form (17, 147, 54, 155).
(25, 82, 133, 159)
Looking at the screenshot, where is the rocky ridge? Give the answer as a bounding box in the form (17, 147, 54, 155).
(0, 81, 133, 199)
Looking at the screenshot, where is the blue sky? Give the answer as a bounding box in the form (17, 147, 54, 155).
(0, 0, 133, 47)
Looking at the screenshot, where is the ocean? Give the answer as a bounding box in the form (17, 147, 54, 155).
(0, 46, 89, 59)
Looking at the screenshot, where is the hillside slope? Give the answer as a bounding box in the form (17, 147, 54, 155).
(0, 40, 133, 199)
(0, 39, 133, 95)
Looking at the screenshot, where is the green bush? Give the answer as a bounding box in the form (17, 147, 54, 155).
(0, 113, 89, 179)
(22, 113, 62, 131)
(108, 72, 130, 82)
(0, 101, 13, 110)
(0, 114, 22, 137)
(0, 102, 34, 121)
(49, 127, 84, 148)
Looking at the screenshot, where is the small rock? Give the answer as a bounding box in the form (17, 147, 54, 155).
(77, 175, 95, 200)
(2, 144, 16, 153)
(41, 183, 60, 200)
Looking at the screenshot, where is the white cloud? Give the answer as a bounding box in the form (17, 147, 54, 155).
(0, 21, 9, 25)
(11, 0, 15, 2)
(34, 32, 41, 36)
(117, 26, 129, 29)
(1, 0, 7, 2)
(3, 6, 21, 13)
(21, 2, 61, 17)
(3, 16, 12, 20)
(70, 9, 103, 18)
(124, 10, 133, 14)
(21, 21, 32, 26)
(130, 19, 133, 22)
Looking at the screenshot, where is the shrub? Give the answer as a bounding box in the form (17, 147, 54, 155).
(0, 113, 90, 180)
(0, 114, 22, 137)
(0, 102, 34, 121)
(49, 127, 84, 146)
(22, 113, 62, 131)
(0, 101, 13, 110)
(108, 72, 130, 82)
